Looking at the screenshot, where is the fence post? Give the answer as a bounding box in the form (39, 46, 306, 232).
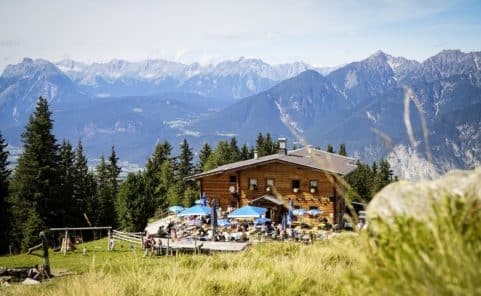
(107, 229, 111, 251)
(64, 230, 68, 256)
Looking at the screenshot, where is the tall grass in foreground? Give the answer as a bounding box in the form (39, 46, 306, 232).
(3, 193, 480, 295)
(347, 194, 481, 295)
(2, 235, 360, 296)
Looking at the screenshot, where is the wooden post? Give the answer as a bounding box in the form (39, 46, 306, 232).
(64, 230, 68, 256)
(39, 231, 51, 276)
(107, 229, 111, 251)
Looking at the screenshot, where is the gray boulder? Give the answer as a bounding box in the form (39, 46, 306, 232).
(367, 167, 481, 223)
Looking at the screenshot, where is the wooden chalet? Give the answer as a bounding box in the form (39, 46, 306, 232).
(186, 139, 357, 225)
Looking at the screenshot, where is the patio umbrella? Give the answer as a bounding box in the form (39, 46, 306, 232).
(217, 219, 231, 227)
(254, 217, 271, 225)
(228, 205, 267, 218)
(293, 209, 306, 216)
(168, 206, 184, 214)
(308, 209, 322, 216)
(177, 205, 211, 217)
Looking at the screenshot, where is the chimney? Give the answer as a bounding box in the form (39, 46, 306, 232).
(278, 138, 287, 155)
(253, 150, 259, 159)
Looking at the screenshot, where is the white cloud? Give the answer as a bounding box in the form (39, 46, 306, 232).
(0, 0, 477, 71)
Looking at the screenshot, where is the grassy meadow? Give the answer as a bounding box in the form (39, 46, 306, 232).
(2, 194, 481, 295)
(0, 234, 361, 296)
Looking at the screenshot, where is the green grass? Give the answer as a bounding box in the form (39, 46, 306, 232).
(0, 238, 145, 273)
(2, 193, 481, 295)
(0, 235, 361, 296)
(346, 194, 481, 295)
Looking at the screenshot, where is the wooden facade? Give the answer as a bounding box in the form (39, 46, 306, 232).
(195, 161, 348, 224)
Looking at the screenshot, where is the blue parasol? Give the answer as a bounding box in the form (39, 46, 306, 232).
(254, 217, 271, 225)
(217, 219, 231, 227)
(228, 205, 267, 218)
(177, 205, 211, 216)
(168, 206, 185, 213)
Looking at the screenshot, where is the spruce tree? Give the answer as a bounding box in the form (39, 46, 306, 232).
(116, 172, 153, 232)
(59, 139, 75, 226)
(240, 144, 250, 161)
(378, 159, 394, 189)
(9, 97, 60, 250)
(95, 155, 115, 226)
(256, 133, 266, 156)
(72, 141, 97, 227)
(108, 146, 121, 195)
(228, 137, 240, 163)
(178, 139, 197, 206)
(178, 139, 194, 180)
(0, 131, 11, 254)
(197, 142, 212, 171)
(345, 161, 374, 201)
(264, 133, 277, 155)
(339, 144, 347, 156)
(144, 141, 172, 210)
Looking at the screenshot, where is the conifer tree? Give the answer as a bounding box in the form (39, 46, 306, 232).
(58, 139, 75, 226)
(177, 139, 197, 206)
(378, 159, 393, 189)
(264, 133, 277, 155)
(197, 142, 212, 171)
(256, 133, 266, 156)
(116, 172, 153, 232)
(178, 139, 194, 180)
(95, 155, 115, 226)
(0, 131, 11, 253)
(108, 146, 121, 195)
(144, 141, 172, 210)
(228, 137, 240, 163)
(158, 160, 175, 209)
(72, 141, 97, 227)
(9, 97, 60, 250)
(240, 144, 251, 161)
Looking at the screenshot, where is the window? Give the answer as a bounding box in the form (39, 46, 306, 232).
(249, 178, 258, 190)
(265, 178, 274, 192)
(292, 180, 300, 192)
(309, 180, 318, 193)
(229, 176, 237, 183)
(309, 206, 318, 210)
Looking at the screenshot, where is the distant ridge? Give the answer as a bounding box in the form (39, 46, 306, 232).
(1, 49, 480, 180)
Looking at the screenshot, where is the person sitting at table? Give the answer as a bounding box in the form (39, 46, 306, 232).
(240, 228, 248, 242)
(27, 264, 41, 280)
(171, 228, 178, 241)
(198, 226, 207, 236)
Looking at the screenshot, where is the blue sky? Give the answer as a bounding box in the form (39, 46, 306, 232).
(0, 0, 480, 70)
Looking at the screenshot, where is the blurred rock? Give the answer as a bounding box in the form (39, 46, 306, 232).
(367, 167, 481, 222)
(22, 278, 40, 285)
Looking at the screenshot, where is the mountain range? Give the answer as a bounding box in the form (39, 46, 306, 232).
(1, 50, 480, 180)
